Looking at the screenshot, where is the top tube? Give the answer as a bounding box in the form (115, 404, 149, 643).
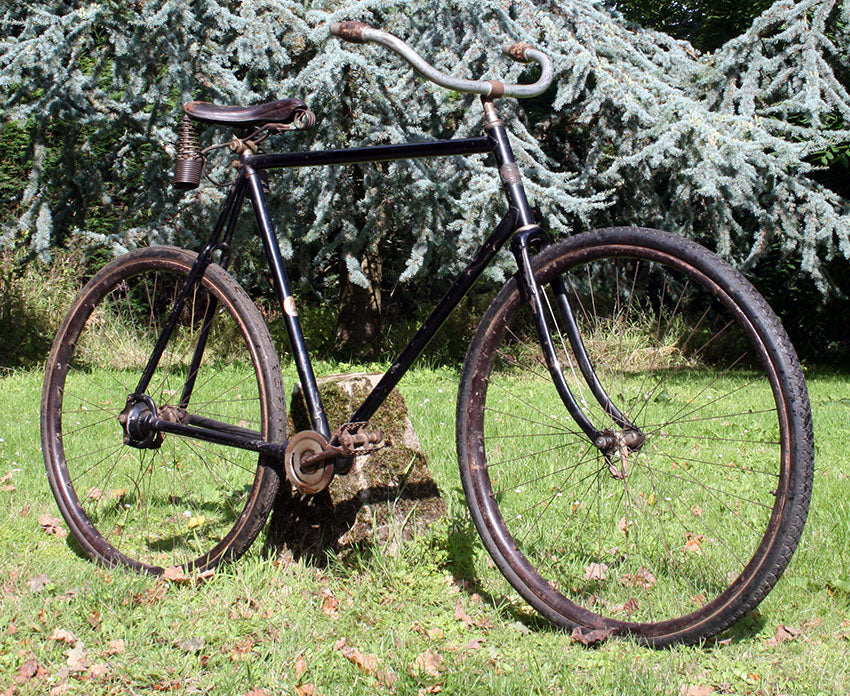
(329, 21, 554, 99)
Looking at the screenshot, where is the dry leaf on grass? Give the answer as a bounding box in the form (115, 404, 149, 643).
(243, 689, 271, 696)
(340, 645, 378, 674)
(65, 644, 89, 672)
(584, 562, 609, 581)
(679, 686, 714, 696)
(683, 533, 703, 554)
(765, 624, 801, 647)
(321, 590, 339, 619)
(295, 654, 307, 680)
(38, 513, 68, 538)
(104, 639, 125, 655)
(570, 626, 613, 645)
(411, 649, 444, 679)
(295, 684, 319, 696)
(49, 629, 78, 646)
(230, 637, 254, 662)
(29, 574, 51, 593)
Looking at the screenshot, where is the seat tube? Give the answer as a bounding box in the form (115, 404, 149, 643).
(244, 164, 331, 441)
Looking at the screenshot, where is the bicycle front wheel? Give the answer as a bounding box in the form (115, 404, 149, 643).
(42, 246, 285, 573)
(457, 227, 813, 645)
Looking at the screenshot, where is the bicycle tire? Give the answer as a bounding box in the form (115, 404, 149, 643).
(42, 246, 285, 573)
(457, 227, 813, 646)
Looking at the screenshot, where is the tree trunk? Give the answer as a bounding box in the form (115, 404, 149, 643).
(334, 245, 383, 356)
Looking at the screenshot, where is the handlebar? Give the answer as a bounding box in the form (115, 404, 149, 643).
(329, 21, 553, 99)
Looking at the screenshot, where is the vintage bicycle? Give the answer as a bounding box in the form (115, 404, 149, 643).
(41, 22, 814, 646)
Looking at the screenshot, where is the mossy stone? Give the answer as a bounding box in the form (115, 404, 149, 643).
(266, 374, 446, 563)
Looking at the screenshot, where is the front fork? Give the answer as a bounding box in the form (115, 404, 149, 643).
(483, 97, 642, 457)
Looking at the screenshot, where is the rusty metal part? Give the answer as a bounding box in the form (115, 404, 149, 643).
(595, 428, 645, 480)
(158, 404, 188, 424)
(174, 115, 203, 190)
(330, 20, 370, 43)
(285, 430, 334, 494)
(484, 79, 505, 98)
(505, 42, 533, 62)
(297, 422, 385, 471)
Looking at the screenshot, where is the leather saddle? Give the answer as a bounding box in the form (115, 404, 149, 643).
(183, 98, 310, 128)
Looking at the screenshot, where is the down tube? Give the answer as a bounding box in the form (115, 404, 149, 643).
(349, 208, 519, 425)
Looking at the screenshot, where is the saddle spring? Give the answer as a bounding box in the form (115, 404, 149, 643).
(173, 114, 203, 190)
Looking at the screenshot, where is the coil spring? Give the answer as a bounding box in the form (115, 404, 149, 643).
(173, 115, 203, 190)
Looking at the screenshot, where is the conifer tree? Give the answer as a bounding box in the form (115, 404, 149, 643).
(2, 0, 848, 348)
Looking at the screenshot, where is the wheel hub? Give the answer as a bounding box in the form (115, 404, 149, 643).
(595, 428, 645, 480)
(117, 394, 163, 449)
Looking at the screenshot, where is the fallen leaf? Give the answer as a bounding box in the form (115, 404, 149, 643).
(162, 566, 191, 583)
(29, 574, 51, 593)
(187, 515, 205, 529)
(38, 513, 68, 538)
(178, 636, 206, 653)
(87, 488, 103, 501)
(230, 637, 254, 662)
(765, 624, 801, 647)
(679, 686, 713, 696)
(617, 515, 630, 534)
(340, 645, 378, 674)
(427, 627, 444, 641)
(584, 562, 609, 581)
(691, 505, 703, 517)
(49, 629, 78, 646)
(243, 689, 271, 696)
(411, 649, 444, 679)
(295, 684, 319, 696)
(49, 682, 70, 695)
(104, 639, 125, 655)
(321, 590, 339, 619)
(86, 610, 101, 629)
(454, 599, 475, 628)
(621, 567, 657, 589)
(13, 657, 47, 686)
(88, 663, 110, 679)
(294, 653, 307, 680)
(570, 626, 613, 645)
(465, 637, 486, 650)
(683, 532, 703, 554)
(65, 644, 89, 672)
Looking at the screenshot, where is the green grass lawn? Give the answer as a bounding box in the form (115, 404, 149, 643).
(1, 364, 849, 695)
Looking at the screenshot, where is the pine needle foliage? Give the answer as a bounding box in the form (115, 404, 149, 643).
(1, 0, 848, 296)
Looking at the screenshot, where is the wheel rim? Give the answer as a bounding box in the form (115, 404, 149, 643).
(43, 253, 273, 572)
(464, 241, 795, 639)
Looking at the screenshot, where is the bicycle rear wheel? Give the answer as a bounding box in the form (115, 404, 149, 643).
(42, 246, 285, 573)
(457, 227, 813, 645)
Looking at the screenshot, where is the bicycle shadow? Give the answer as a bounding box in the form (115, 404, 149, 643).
(262, 477, 446, 566)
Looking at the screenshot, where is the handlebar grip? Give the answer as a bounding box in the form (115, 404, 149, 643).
(329, 21, 371, 43)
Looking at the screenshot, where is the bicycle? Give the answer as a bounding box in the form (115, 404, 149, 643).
(41, 21, 814, 646)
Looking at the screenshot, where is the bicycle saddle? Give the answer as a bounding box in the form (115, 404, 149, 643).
(183, 98, 310, 128)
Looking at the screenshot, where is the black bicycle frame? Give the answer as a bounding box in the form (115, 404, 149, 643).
(133, 108, 625, 462)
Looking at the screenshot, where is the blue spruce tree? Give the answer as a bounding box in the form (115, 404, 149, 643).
(2, 0, 848, 350)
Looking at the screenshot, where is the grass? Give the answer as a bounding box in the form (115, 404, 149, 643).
(1, 363, 849, 695)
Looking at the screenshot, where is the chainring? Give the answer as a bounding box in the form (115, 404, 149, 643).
(284, 430, 334, 495)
